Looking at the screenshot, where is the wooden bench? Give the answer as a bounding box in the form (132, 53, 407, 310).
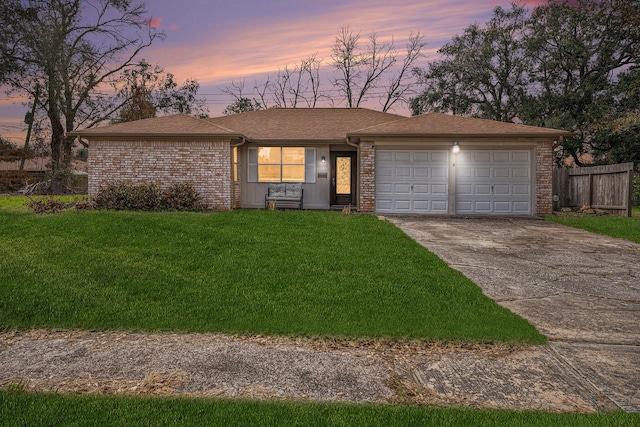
(265, 183, 303, 210)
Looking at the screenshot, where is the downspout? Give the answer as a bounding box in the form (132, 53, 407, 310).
(230, 137, 247, 210)
(232, 136, 247, 147)
(345, 136, 358, 148)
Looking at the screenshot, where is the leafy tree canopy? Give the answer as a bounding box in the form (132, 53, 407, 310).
(411, 0, 640, 167)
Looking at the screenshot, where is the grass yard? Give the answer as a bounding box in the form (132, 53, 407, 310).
(2, 392, 638, 427)
(547, 207, 640, 244)
(0, 196, 543, 343)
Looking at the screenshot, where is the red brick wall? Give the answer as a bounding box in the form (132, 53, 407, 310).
(535, 141, 554, 215)
(88, 139, 233, 211)
(358, 141, 376, 212)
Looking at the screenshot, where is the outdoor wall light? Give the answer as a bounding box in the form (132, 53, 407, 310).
(452, 141, 460, 153)
(321, 155, 326, 164)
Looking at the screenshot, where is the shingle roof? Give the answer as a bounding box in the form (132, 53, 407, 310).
(70, 114, 239, 139)
(70, 109, 575, 142)
(207, 108, 405, 141)
(349, 112, 576, 138)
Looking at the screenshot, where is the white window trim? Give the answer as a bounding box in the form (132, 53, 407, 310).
(247, 147, 316, 183)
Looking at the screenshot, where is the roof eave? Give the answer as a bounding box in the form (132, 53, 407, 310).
(69, 132, 243, 141)
(347, 131, 577, 139)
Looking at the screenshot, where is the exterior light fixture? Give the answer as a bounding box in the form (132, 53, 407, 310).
(452, 141, 460, 153)
(321, 155, 326, 164)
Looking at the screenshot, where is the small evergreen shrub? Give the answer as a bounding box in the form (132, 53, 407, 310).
(633, 173, 640, 207)
(162, 182, 206, 211)
(94, 182, 206, 211)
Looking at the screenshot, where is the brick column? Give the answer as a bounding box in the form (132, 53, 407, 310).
(535, 141, 554, 215)
(359, 141, 376, 212)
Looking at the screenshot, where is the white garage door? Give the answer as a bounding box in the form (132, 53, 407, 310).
(376, 150, 449, 214)
(456, 150, 532, 215)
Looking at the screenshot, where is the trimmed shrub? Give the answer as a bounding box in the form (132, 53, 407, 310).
(162, 182, 206, 211)
(633, 173, 640, 207)
(94, 182, 206, 211)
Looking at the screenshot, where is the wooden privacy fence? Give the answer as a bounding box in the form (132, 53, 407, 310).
(553, 162, 635, 217)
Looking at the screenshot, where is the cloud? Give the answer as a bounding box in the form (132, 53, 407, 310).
(170, 23, 180, 31)
(143, 0, 501, 86)
(149, 17, 162, 28)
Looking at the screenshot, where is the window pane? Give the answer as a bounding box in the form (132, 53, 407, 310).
(233, 147, 238, 182)
(282, 165, 305, 182)
(336, 157, 351, 194)
(258, 165, 281, 182)
(282, 147, 305, 164)
(258, 147, 281, 164)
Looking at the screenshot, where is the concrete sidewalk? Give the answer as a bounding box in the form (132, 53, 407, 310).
(387, 216, 640, 412)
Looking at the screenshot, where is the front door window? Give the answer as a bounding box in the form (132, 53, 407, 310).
(336, 156, 351, 195)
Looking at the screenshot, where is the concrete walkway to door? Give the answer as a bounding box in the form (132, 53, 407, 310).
(387, 216, 640, 412)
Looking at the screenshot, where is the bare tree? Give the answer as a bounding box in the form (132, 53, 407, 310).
(331, 27, 425, 111)
(381, 32, 426, 112)
(222, 27, 425, 113)
(0, 0, 162, 183)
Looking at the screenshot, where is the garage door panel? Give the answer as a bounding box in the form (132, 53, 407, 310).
(494, 201, 511, 212)
(493, 184, 511, 195)
(432, 184, 447, 195)
(513, 184, 530, 195)
(456, 150, 532, 215)
(493, 152, 510, 162)
(396, 167, 411, 177)
(474, 152, 492, 162)
(513, 168, 530, 178)
(475, 168, 491, 178)
(432, 166, 447, 178)
(494, 168, 510, 178)
(432, 151, 448, 163)
(413, 167, 430, 177)
(376, 149, 449, 214)
(432, 200, 448, 212)
(512, 151, 530, 162)
(514, 201, 531, 212)
(394, 183, 411, 194)
(395, 152, 411, 162)
(413, 184, 431, 194)
(475, 184, 492, 195)
(377, 151, 393, 162)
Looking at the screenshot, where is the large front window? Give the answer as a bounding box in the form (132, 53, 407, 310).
(258, 147, 305, 182)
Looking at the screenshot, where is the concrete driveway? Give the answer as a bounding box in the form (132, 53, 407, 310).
(387, 216, 640, 412)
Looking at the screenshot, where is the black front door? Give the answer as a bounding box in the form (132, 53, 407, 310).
(330, 152, 356, 206)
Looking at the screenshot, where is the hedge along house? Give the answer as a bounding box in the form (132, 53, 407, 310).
(72, 108, 574, 215)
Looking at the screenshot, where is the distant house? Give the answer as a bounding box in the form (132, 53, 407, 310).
(71, 108, 574, 215)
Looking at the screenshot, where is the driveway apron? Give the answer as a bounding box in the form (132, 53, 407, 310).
(387, 216, 640, 412)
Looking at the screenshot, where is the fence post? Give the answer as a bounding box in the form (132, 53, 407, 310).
(627, 167, 634, 217)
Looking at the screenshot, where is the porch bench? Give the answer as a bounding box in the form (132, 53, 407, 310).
(264, 183, 304, 210)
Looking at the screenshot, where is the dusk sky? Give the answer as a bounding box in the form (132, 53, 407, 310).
(0, 0, 545, 144)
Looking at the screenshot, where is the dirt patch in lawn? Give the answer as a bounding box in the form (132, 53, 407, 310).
(0, 329, 615, 412)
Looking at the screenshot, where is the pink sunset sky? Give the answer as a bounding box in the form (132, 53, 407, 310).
(0, 0, 546, 144)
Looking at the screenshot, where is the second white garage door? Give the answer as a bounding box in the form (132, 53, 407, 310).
(376, 150, 449, 214)
(455, 150, 532, 215)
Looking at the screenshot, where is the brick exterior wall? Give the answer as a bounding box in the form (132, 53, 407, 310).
(535, 140, 554, 215)
(358, 141, 376, 212)
(88, 139, 233, 211)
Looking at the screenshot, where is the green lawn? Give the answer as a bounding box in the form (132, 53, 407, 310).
(1, 392, 637, 427)
(0, 196, 543, 343)
(547, 207, 640, 244)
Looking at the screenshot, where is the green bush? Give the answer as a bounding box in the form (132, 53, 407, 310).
(162, 182, 206, 211)
(94, 182, 205, 211)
